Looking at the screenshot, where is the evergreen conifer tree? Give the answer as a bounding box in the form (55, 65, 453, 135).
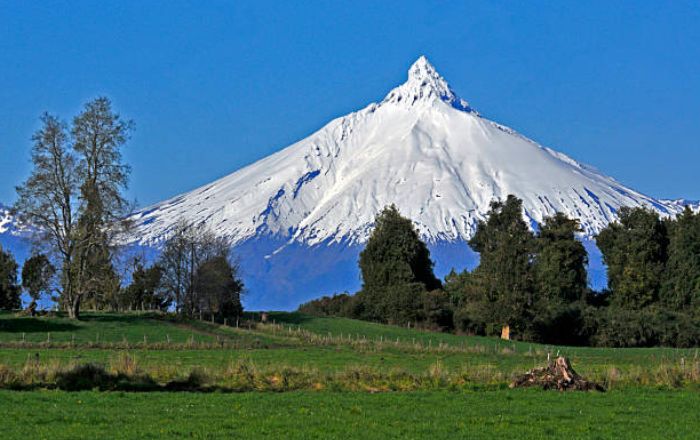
(70, 97, 132, 318)
(468, 195, 535, 336)
(660, 207, 700, 312)
(531, 213, 589, 343)
(193, 256, 244, 321)
(21, 254, 55, 313)
(596, 207, 668, 309)
(358, 205, 440, 323)
(534, 213, 588, 303)
(0, 245, 21, 310)
(122, 261, 168, 311)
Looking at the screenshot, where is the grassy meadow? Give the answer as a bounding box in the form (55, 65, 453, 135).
(2, 389, 699, 439)
(1, 311, 699, 438)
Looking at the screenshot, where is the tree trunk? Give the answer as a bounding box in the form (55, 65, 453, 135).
(27, 300, 38, 317)
(68, 294, 82, 320)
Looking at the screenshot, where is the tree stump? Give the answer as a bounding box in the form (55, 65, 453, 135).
(510, 356, 605, 391)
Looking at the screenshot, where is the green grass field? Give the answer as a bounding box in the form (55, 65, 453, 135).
(2, 312, 694, 369)
(0, 312, 232, 344)
(1, 389, 698, 439)
(1, 311, 699, 438)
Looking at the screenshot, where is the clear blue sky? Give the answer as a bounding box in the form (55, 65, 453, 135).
(1, 1, 699, 207)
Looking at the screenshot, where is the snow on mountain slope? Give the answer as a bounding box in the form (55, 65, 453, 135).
(0, 204, 14, 234)
(0, 204, 29, 236)
(0, 203, 32, 270)
(127, 56, 684, 247)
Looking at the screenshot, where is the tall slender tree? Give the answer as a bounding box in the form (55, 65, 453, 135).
(70, 97, 132, 318)
(159, 220, 190, 315)
(15, 113, 80, 315)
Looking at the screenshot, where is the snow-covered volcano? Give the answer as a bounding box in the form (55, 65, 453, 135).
(124, 56, 692, 309)
(129, 56, 682, 247)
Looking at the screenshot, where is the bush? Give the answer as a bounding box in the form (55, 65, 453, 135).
(55, 363, 114, 391)
(652, 310, 700, 348)
(590, 306, 700, 347)
(55, 363, 157, 391)
(165, 367, 210, 391)
(593, 307, 656, 347)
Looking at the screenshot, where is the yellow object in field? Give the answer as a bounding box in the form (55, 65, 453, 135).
(501, 325, 510, 340)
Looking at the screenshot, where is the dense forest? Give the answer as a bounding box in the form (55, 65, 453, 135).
(299, 198, 700, 347)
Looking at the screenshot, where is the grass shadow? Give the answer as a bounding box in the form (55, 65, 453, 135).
(78, 314, 157, 324)
(264, 312, 314, 325)
(0, 317, 81, 334)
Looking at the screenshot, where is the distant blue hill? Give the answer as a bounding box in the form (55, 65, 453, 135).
(226, 237, 607, 310)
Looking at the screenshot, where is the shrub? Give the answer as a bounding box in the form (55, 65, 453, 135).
(591, 306, 700, 347)
(55, 363, 114, 391)
(55, 363, 158, 391)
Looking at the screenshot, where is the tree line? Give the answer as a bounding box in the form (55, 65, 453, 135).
(299, 197, 700, 347)
(1, 98, 242, 321)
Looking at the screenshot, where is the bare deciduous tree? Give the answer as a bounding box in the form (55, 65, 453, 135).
(15, 113, 81, 316)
